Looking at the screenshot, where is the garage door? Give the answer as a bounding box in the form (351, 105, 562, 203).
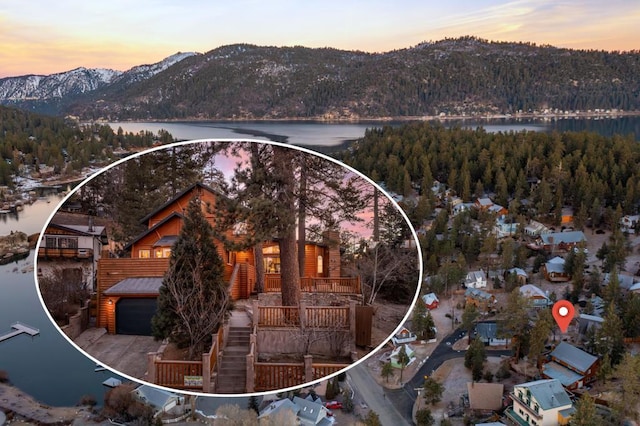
(115, 298, 158, 335)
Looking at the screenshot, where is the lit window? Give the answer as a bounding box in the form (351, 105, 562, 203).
(317, 255, 323, 274)
(139, 249, 150, 258)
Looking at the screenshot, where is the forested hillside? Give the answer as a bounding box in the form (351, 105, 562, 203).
(0, 106, 173, 186)
(338, 122, 640, 227)
(67, 37, 639, 120)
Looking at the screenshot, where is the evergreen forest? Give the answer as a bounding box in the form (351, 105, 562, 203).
(66, 37, 640, 120)
(338, 121, 640, 224)
(0, 106, 173, 186)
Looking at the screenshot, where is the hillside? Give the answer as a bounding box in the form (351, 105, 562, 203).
(2, 37, 639, 120)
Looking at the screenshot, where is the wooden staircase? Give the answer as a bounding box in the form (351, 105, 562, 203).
(215, 325, 251, 393)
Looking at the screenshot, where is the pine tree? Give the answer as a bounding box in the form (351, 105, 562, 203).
(381, 362, 394, 383)
(571, 392, 602, 425)
(151, 196, 230, 359)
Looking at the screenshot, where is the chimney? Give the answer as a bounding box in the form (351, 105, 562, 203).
(88, 216, 94, 232)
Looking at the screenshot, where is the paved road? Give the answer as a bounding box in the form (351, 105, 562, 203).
(386, 327, 512, 424)
(348, 363, 410, 426)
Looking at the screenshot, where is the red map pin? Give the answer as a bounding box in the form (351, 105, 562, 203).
(552, 300, 575, 333)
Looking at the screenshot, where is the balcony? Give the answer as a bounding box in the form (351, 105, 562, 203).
(38, 247, 94, 259)
(264, 275, 361, 294)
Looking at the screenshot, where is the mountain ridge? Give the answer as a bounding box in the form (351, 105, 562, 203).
(1, 37, 638, 119)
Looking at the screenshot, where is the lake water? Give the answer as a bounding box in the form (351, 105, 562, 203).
(0, 190, 67, 237)
(0, 252, 123, 407)
(1, 116, 638, 408)
(108, 116, 640, 147)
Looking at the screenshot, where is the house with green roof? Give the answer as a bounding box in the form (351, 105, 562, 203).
(506, 379, 574, 426)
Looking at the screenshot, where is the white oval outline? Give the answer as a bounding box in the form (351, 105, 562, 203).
(34, 138, 424, 398)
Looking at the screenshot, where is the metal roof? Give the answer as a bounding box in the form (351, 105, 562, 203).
(542, 361, 584, 386)
(516, 379, 571, 410)
(103, 277, 164, 296)
(153, 235, 178, 247)
(550, 342, 598, 373)
(540, 231, 586, 245)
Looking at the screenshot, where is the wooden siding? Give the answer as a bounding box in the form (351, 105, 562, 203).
(131, 216, 182, 257)
(97, 258, 169, 333)
(147, 187, 218, 228)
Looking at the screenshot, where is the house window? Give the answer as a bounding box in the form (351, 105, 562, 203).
(263, 245, 280, 273)
(317, 255, 323, 274)
(264, 257, 280, 273)
(154, 248, 171, 258)
(139, 249, 150, 258)
(45, 237, 56, 248)
(58, 237, 78, 249)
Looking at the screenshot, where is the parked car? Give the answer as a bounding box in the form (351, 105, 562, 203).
(325, 401, 343, 409)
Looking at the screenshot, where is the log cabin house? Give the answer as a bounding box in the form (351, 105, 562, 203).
(96, 183, 356, 335)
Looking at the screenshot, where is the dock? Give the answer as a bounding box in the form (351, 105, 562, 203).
(0, 322, 40, 343)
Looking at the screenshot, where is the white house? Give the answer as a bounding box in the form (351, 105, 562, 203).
(37, 220, 108, 291)
(465, 270, 488, 288)
(621, 214, 640, 233)
(506, 379, 574, 426)
(131, 384, 184, 414)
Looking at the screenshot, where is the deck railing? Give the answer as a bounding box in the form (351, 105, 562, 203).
(253, 360, 350, 392)
(257, 306, 301, 327)
(264, 276, 360, 294)
(154, 360, 204, 389)
(257, 305, 351, 329)
(312, 363, 350, 380)
(254, 362, 305, 392)
(151, 329, 224, 392)
(305, 306, 350, 328)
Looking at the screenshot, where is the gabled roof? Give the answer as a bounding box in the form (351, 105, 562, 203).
(292, 396, 328, 424)
(258, 398, 298, 420)
(516, 379, 571, 410)
(540, 231, 586, 245)
(103, 277, 164, 296)
(139, 182, 225, 225)
(550, 342, 598, 373)
(133, 384, 181, 410)
(465, 287, 493, 300)
(422, 292, 439, 305)
(545, 257, 566, 273)
(466, 382, 504, 410)
(508, 267, 527, 277)
(47, 222, 107, 237)
(519, 284, 548, 300)
(476, 322, 499, 340)
(123, 211, 184, 251)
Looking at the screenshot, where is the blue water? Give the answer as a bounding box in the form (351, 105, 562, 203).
(108, 116, 640, 146)
(0, 251, 121, 406)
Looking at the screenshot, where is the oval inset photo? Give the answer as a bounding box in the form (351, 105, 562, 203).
(35, 139, 422, 395)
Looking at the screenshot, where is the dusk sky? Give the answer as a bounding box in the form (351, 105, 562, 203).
(1, 0, 638, 78)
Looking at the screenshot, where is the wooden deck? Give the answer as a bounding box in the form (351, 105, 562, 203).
(0, 322, 40, 343)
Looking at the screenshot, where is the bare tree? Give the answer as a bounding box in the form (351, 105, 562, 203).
(39, 267, 88, 323)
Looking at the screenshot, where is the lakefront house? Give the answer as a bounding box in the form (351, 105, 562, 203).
(96, 182, 352, 336)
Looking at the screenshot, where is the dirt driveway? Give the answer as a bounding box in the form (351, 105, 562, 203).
(74, 327, 163, 381)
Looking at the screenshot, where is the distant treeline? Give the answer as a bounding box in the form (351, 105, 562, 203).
(337, 121, 640, 227)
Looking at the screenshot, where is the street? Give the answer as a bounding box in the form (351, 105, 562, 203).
(348, 363, 410, 426)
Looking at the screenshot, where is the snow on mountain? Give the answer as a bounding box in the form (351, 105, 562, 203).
(0, 52, 198, 102)
(0, 67, 121, 101)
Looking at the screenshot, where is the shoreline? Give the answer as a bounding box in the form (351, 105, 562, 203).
(95, 109, 640, 125)
(0, 382, 94, 425)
